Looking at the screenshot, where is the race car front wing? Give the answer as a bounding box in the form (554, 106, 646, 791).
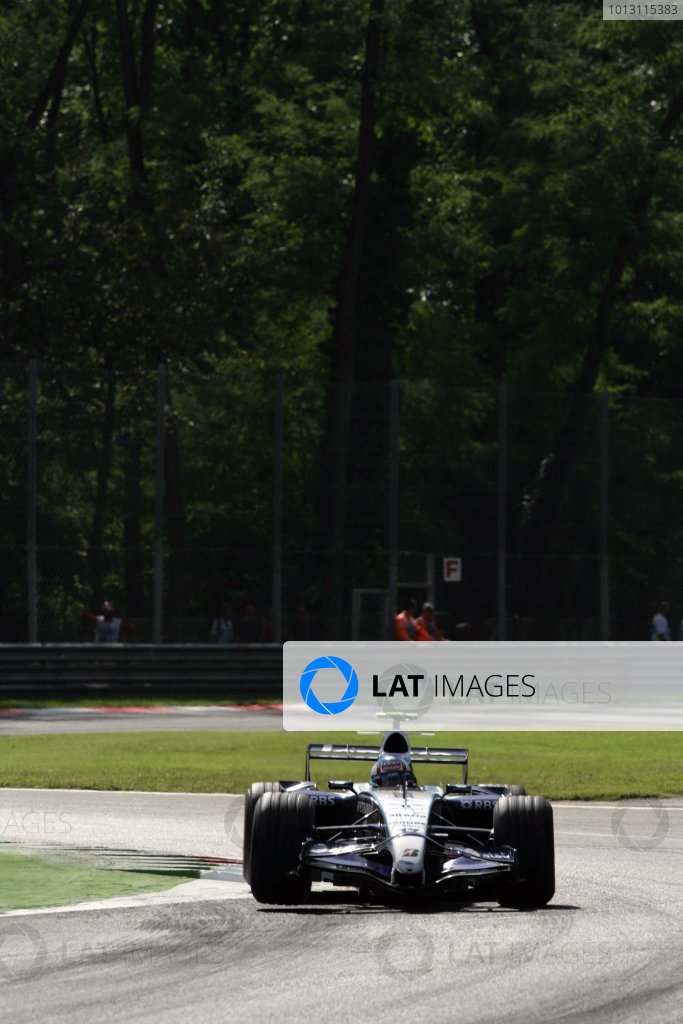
(302, 833, 516, 892)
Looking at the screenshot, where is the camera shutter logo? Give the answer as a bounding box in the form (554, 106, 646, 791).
(300, 656, 359, 715)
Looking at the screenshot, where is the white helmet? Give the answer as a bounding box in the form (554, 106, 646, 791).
(370, 754, 417, 788)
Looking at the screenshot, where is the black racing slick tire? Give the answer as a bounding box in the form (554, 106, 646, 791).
(494, 795, 555, 908)
(250, 792, 313, 905)
(242, 782, 280, 883)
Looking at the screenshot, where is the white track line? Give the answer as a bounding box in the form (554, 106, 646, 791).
(0, 788, 242, 797)
(555, 803, 683, 810)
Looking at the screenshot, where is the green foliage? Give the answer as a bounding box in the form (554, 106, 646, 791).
(2, 1, 682, 381)
(3, 2, 683, 635)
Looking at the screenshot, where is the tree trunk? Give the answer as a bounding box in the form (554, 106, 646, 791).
(319, 0, 384, 638)
(44, 57, 68, 173)
(88, 375, 117, 611)
(114, 0, 159, 212)
(123, 442, 146, 618)
(115, 0, 147, 201)
(26, 0, 94, 131)
(83, 24, 110, 143)
(139, 0, 161, 110)
(164, 407, 186, 640)
(0, 0, 94, 218)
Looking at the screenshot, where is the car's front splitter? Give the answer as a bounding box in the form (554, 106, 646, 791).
(304, 850, 516, 894)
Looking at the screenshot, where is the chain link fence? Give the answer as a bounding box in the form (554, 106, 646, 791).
(2, 363, 683, 642)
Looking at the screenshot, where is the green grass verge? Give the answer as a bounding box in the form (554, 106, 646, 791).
(1, 731, 681, 799)
(0, 850, 195, 913)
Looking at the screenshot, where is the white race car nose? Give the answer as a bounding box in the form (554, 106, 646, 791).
(391, 835, 427, 877)
(372, 788, 434, 885)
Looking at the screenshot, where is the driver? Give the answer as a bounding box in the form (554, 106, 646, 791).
(370, 753, 417, 789)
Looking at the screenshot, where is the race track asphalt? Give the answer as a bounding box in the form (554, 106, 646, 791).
(1, 790, 682, 1024)
(0, 708, 283, 734)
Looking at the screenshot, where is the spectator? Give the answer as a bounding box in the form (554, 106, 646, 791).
(395, 598, 418, 641)
(237, 603, 261, 643)
(650, 601, 671, 641)
(261, 607, 274, 643)
(210, 603, 234, 644)
(82, 600, 136, 643)
(289, 604, 310, 641)
(415, 602, 444, 641)
(454, 621, 473, 640)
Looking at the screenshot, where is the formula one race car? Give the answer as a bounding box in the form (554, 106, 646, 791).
(242, 731, 554, 908)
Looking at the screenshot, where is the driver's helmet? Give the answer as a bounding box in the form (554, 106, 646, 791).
(370, 753, 417, 788)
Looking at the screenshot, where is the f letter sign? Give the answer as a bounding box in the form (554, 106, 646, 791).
(443, 557, 462, 582)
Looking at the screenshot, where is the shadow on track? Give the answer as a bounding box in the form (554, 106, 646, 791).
(257, 890, 581, 916)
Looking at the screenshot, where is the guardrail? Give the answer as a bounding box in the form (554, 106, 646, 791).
(0, 644, 283, 701)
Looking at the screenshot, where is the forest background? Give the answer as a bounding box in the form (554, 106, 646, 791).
(2, 0, 683, 642)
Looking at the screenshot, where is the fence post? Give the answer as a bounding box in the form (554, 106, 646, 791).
(272, 372, 284, 644)
(497, 385, 508, 641)
(388, 380, 399, 638)
(153, 366, 166, 644)
(600, 392, 609, 640)
(27, 360, 38, 643)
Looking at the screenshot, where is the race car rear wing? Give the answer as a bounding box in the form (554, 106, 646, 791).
(305, 743, 469, 784)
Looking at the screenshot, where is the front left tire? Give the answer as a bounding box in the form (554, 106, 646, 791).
(250, 791, 313, 905)
(242, 781, 281, 883)
(494, 795, 555, 908)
